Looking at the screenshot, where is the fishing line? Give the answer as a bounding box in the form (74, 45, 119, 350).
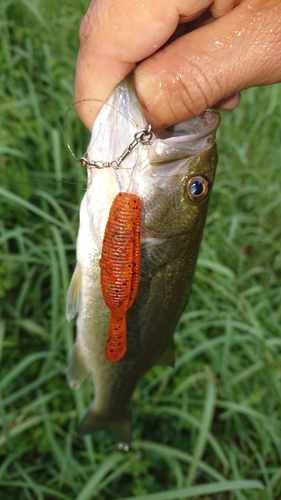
(64, 98, 138, 162)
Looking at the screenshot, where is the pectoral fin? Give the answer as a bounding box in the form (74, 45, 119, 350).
(66, 263, 82, 321)
(67, 341, 90, 389)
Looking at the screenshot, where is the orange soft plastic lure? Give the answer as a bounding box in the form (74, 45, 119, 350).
(100, 192, 142, 362)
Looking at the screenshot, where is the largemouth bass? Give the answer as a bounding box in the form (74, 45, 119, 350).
(67, 77, 220, 449)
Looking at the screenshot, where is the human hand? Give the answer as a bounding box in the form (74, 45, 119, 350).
(75, 0, 281, 131)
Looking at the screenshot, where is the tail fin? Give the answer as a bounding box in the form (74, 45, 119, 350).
(77, 404, 132, 451)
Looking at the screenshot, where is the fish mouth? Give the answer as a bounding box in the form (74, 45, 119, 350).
(156, 111, 220, 140)
(149, 111, 221, 165)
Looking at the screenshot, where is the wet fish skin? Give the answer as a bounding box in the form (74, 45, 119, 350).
(66, 77, 220, 448)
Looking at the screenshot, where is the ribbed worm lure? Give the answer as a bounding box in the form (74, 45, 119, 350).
(79, 124, 152, 362)
(100, 192, 142, 362)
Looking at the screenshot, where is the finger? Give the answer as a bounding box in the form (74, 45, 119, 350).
(74, 0, 237, 130)
(210, 0, 239, 18)
(75, 0, 179, 130)
(135, 0, 281, 130)
(212, 92, 241, 111)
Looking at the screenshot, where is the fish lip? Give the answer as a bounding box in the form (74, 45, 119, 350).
(149, 111, 221, 166)
(155, 111, 221, 141)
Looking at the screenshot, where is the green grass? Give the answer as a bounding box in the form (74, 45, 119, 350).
(1, 1, 281, 499)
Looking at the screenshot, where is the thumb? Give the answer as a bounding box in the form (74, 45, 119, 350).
(134, 0, 281, 130)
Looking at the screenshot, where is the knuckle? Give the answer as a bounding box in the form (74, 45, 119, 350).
(79, 2, 101, 45)
(79, 11, 92, 44)
(211, 0, 238, 19)
(175, 66, 215, 119)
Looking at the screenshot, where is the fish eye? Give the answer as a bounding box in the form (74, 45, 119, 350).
(187, 176, 209, 202)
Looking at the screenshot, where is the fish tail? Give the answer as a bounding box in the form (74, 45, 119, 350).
(77, 404, 131, 450)
(105, 311, 127, 362)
